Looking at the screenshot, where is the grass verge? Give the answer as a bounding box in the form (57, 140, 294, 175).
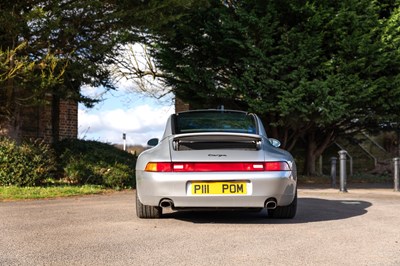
(0, 185, 108, 201)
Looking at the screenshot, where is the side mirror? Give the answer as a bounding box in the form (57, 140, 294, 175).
(268, 138, 281, 148)
(147, 138, 159, 147)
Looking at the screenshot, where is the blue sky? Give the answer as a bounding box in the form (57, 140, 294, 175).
(78, 87, 175, 145)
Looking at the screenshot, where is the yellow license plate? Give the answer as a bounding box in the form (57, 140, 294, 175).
(191, 181, 247, 195)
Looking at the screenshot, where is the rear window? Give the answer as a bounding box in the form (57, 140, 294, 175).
(175, 111, 257, 134)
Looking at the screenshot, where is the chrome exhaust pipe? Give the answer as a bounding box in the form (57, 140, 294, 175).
(265, 199, 277, 210)
(160, 199, 174, 208)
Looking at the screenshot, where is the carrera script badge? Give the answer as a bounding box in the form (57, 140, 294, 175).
(208, 154, 227, 157)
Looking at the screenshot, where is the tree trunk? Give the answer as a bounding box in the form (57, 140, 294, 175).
(303, 134, 318, 175)
(303, 129, 336, 175)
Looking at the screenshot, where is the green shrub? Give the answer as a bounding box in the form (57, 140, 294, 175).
(0, 137, 56, 186)
(63, 156, 98, 184)
(101, 163, 132, 190)
(54, 139, 136, 188)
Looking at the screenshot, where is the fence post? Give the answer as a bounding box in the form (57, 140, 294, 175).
(394, 157, 400, 192)
(338, 150, 348, 192)
(122, 132, 126, 151)
(330, 157, 337, 188)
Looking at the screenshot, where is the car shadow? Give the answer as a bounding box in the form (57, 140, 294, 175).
(162, 197, 372, 224)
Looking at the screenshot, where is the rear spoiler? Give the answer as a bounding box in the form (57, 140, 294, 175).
(171, 133, 263, 151)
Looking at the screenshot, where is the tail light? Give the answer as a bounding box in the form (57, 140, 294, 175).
(145, 162, 290, 172)
(265, 162, 290, 171)
(144, 162, 172, 172)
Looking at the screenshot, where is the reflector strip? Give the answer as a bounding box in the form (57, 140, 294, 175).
(145, 161, 290, 172)
(173, 164, 184, 170)
(252, 164, 264, 169)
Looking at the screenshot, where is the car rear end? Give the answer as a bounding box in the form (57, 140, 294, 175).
(135, 110, 297, 218)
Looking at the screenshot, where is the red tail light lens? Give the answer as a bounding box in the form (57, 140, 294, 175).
(145, 162, 290, 172)
(145, 162, 172, 172)
(172, 162, 265, 172)
(265, 162, 290, 171)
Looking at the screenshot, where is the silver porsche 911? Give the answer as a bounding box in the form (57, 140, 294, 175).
(135, 109, 297, 219)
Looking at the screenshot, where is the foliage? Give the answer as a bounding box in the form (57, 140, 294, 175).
(101, 163, 133, 190)
(0, 0, 140, 141)
(110, 1, 212, 99)
(0, 42, 67, 131)
(0, 0, 123, 99)
(2, 0, 399, 175)
(0, 137, 57, 186)
(142, 0, 400, 174)
(54, 139, 137, 189)
(0, 0, 207, 110)
(0, 42, 65, 84)
(0, 0, 211, 142)
(0, 137, 137, 189)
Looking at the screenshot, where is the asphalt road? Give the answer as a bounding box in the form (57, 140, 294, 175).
(1, 186, 399, 266)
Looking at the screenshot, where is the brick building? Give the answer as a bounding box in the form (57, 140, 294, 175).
(1, 95, 187, 143)
(175, 97, 190, 113)
(0, 97, 77, 143)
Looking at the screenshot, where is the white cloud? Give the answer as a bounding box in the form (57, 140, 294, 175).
(78, 103, 174, 145)
(80, 85, 108, 100)
(78, 43, 175, 146)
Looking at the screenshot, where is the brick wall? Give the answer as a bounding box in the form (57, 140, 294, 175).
(0, 98, 77, 143)
(175, 97, 190, 113)
(35, 99, 78, 142)
(38, 99, 53, 142)
(58, 100, 78, 140)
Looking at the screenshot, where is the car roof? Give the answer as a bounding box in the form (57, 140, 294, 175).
(176, 109, 250, 115)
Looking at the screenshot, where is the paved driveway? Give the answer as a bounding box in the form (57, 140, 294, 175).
(1, 186, 399, 265)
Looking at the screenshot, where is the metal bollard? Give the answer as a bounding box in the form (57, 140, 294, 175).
(394, 158, 400, 192)
(338, 150, 348, 192)
(330, 157, 337, 188)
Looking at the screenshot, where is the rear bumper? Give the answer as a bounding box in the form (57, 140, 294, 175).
(136, 171, 296, 208)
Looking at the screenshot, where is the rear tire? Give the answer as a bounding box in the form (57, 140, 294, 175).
(268, 189, 297, 219)
(136, 191, 162, 219)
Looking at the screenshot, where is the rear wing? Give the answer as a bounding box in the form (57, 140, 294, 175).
(171, 133, 263, 151)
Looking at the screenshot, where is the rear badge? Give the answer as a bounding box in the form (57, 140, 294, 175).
(208, 154, 227, 157)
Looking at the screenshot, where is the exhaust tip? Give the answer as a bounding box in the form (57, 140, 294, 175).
(265, 199, 277, 210)
(160, 199, 174, 208)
